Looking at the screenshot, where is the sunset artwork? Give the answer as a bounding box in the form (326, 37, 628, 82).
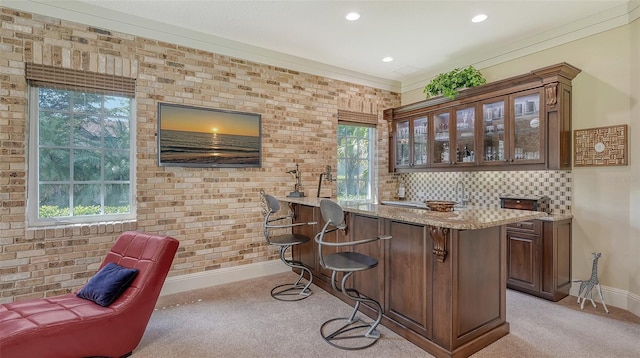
(158, 103, 261, 167)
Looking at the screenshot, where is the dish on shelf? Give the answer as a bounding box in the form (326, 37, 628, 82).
(529, 118, 540, 128)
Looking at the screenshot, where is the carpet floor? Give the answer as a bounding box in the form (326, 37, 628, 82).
(134, 272, 640, 357)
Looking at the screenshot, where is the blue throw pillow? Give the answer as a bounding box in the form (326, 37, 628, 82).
(77, 262, 139, 307)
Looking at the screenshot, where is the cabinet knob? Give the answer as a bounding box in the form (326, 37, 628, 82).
(516, 200, 521, 203)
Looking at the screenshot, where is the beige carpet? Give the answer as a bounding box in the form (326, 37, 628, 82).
(134, 272, 640, 357)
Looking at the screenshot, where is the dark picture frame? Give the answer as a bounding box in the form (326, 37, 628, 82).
(157, 103, 262, 168)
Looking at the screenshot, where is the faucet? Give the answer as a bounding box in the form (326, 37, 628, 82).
(455, 180, 468, 207)
(317, 165, 335, 198)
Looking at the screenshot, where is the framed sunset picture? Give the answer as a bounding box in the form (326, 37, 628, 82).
(157, 103, 262, 168)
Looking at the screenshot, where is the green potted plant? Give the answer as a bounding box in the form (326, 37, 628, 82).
(423, 66, 487, 100)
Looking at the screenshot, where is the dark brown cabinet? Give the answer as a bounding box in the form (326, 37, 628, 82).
(478, 89, 546, 166)
(394, 115, 430, 169)
(384, 220, 432, 338)
(291, 203, 317, 272)
(385, 63, 581, 173)
(506, 220, 543, 292)
(431, 105, 478, 168)
(502, 197, 572, 302)
(291, 203, 512, 357)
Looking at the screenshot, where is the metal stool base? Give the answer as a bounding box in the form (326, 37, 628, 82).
(270, 282, 312, 301)
(270, 249, 313, 301)
(320, 316, 380, 350)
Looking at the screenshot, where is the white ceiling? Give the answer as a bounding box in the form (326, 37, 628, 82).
(6, 1, 638, 92)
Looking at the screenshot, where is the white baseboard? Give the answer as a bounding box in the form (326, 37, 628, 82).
(160, 260, 290, 296)
(569, 283, 640, 316)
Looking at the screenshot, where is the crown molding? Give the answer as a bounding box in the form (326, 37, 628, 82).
(3, 0, 402, 93)
(5, 1, 638, 95)
(401, 1, 639, 93)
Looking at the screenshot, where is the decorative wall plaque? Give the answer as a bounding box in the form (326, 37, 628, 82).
(574, 124, 628, 167)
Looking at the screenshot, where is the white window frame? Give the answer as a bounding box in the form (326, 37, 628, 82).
(337, 122, 378, 203)
(27, 86, 136, 227)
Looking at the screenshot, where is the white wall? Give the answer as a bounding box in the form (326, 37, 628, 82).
(403, 21, 640, 314)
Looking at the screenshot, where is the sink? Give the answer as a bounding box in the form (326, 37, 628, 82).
(380, 200, 428, 209)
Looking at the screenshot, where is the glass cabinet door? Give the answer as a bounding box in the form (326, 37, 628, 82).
(512, 90, 544, 163)
(432, 110, 451, 165)
(412, 116, 428, 166)
(395, 120, 410, 167)
(455, 106, 475, 164)
(480, 98, 506, 164)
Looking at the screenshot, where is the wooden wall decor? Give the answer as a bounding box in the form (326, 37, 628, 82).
(574, 124, 628, 167)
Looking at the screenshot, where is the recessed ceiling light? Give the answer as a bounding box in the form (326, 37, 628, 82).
(472, 14, 488, 23)
(382, 57, 394, 63)
(346, 12, 360, 21)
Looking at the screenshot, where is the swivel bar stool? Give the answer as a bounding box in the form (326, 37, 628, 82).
(261, 191, 316, 301)
(315, 199, 391, 350)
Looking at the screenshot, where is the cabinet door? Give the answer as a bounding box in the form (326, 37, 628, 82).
(511, 89, 545, 164)
(478, 97, 508, 166)
(291, 204, 317, 272)
(384, 220, 432, 338)
(351, 215, 384, 308)
(394, 120, 411, 168)
(454, 105, 477, 165)
(506, 230, 541, 291)
(431, 109, 453, 166)
(316, 213, 350, 285)
(412, 116, 429, 167)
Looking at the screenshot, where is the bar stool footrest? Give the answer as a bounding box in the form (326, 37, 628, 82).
(320, 317, 380, 350)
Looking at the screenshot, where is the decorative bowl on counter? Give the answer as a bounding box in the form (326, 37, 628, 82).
(425, 200, 457, 212)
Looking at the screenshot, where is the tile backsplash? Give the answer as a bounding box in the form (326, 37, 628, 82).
(397, 170, 571, 214)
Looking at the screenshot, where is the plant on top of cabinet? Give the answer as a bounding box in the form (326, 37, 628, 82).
(423, 66, 487, 100)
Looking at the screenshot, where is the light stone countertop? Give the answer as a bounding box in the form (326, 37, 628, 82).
(278, 196, 549, 230)
(538, 213, 573, 221)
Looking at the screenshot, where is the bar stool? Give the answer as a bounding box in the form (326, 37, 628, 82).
(315, 199, 391, 350)
(260, 191, 315, 301)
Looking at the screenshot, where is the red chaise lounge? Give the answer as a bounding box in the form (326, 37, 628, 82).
(0, 231, 179, 358)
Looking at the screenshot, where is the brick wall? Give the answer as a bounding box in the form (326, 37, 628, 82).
(0, 7, 400, 303)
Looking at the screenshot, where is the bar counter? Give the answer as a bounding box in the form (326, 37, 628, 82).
(278, 196, 547, 358)
(280, 196, 548, 229)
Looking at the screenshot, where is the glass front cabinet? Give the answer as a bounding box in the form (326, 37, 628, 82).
(431, 106, 476, 167)
(386, 63, 580, 173)
(393, 116, 429, 169)
(479, 89, 544, 167)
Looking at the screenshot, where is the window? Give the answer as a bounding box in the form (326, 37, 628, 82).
(28, 86, 135, 225)
(337, 123, 377, 202)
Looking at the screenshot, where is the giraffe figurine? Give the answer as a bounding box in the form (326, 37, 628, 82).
(573, 252, 609, 314)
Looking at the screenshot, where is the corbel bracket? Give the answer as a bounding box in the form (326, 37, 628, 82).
(429, 226, 450, 263)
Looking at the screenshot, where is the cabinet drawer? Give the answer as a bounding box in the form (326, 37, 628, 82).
(507, 220, 542, 234)
(501, 198, 537, 211)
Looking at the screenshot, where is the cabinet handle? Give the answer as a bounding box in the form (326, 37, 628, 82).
(516, 200, 521, 203)
(516, 223, 522, 227)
